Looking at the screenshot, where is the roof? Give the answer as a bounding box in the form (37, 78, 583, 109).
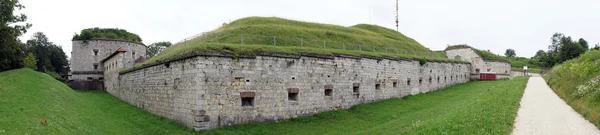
(100, 47, 127, 63)
(134, 56, 146, 64)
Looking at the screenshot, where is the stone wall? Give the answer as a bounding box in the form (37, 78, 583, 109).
(111, 54, 470, 130)
(103, 52, 125, 94)
(444, 48, 511, 79)
(70, 39, 146, 90)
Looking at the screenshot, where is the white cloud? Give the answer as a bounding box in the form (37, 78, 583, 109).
(18, 0, 600, 58)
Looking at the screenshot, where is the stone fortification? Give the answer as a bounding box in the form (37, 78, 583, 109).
(69, 39, 146, 90)
(106, 53, 471, 130)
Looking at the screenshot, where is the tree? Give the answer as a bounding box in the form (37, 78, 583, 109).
(23, 52, 36, 69)
(0, 0, 31, 72)
(25, 32, 68, 75)
(579, 38, 589, 50)
(592, 43, 600, 51)
(557, 36, 585, 63)
(505, 49, 516, 57)
(146, 41, 172, 58)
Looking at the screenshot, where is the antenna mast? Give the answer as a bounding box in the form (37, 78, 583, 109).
(395, 0, 399, 31)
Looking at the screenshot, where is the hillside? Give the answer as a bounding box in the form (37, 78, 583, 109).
(0, 69, 528, 134)
(543, 50, 600, 128)
(0, 69, 191, 134)
(127, 17, 462, 72)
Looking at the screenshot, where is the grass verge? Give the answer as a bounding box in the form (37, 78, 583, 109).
(543, 50, 600, 128)
(0, 69, 528, 134)
(200, 77, 528, 135)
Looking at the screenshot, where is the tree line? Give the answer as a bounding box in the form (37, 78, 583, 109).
(532, 33, 595, 67)
(1, 0, 68, 81)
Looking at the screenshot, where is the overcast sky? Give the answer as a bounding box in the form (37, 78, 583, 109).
(18, 0, 600, 58)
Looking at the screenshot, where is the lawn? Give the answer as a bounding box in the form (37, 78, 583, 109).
(0, 69, 528, 134)
(202, 77, 529, 135)
(0, 69, 193, 134)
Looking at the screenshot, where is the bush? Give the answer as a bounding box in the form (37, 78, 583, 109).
(23, 53, 37, 70)
(72, 28, 142, 44)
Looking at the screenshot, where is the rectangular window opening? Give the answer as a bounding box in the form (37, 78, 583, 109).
(392, 82, 398, 87)
(375, 84, 381, 90)
(241, 97, 254, 107)
(353, 86, 360, 98)
(324, 89, 333, 96)
(99, 77, 104, 81)
(288, 93, 298, 101)
(87, 77, 93, 80)
(407, 79, 411, 86)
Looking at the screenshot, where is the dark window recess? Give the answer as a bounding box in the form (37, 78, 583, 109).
(93, 49, 98, 56)
(475, 68, 480, 73)
(241, 97, 254, 106)
(393, 81, 398, 87)
(288, 88, 299, 101)
(324, 89, 333, 96)
(288, 93, 298, 101)
(407, 79, 411, 86)
(240, 92, 255, 107)
(419, 79, 423, 85)
(87, 77, 93, 80)
(429, 77, 432, 83)
(93, 64, 98, 70)
(164, 62, 170, 68)
(437, 77, 440, 83)
(353, 86, 360, 98)
(99, 77, 104, 80)
(375, 84, 381, 90)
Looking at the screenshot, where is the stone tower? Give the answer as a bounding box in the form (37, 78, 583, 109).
(68, 39, 146, 90)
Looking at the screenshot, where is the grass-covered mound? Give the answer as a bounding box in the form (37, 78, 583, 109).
(126, 17, 461, 73)
(544, 50, 600, 128)
(0, 69, 191, 134)
(72, 28, 143, 44)
(205, 17, 428, 51)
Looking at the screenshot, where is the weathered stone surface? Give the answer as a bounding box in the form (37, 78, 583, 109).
(444, 48, 511, 79)
(108, 55, 471, 130)
(70, 40, 146, 90)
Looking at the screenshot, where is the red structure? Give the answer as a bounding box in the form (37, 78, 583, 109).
(479, 72, 497, 81)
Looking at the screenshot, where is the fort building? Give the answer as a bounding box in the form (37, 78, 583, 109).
(68, 39, 146, 90)
(444, 45, 512, 79)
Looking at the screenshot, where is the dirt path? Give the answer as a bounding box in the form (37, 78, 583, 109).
(512, 77, 600, 135)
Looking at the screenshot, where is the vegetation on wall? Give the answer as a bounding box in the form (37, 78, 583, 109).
(126, 17, 464, 72)
(72, 27, 143, 44)
(544, 50, 600, 128)
(146, 41, 172, 58)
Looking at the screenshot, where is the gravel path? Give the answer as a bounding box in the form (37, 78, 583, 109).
(512, 77, 600, 135)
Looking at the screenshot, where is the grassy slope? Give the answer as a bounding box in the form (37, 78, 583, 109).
(208, 17, 428, 51)
(128, 17, 457, 72)
(544, 50, 600, 128)
(0, 69, 192, 134)
(202, 77, 528, 135)
(0, 69, 528, 134)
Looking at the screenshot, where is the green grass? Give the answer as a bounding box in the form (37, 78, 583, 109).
(511, 67, 542, 74)
(544, 50, 600, 128)
(208, 17, 428, 51)
(131, 17, 458, 73)
(201, 77, 528, 135)
(1, 69, 528, 134)
(0, 69, 192, 134)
